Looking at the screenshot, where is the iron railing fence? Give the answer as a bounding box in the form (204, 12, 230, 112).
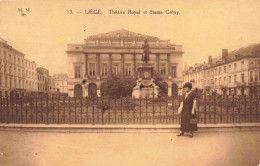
(0, 94, 259, 125)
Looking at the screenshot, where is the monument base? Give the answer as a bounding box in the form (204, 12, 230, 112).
(132, 87, 158, 99)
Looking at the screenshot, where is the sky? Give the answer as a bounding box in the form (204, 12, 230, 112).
(0, 0, 259, 75)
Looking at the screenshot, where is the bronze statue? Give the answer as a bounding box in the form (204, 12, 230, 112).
(141, 39, 151, 63)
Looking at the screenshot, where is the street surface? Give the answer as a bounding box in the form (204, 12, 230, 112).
(0, 130, 259, 166)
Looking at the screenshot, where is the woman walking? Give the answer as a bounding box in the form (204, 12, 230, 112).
(177, 82, 197, 137)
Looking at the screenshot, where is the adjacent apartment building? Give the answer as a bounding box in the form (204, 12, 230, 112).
(52, 73, 68, 94)
(0, 38, 39, 96)
(183, 43, 260, 95)
(67, 29, 183, 97)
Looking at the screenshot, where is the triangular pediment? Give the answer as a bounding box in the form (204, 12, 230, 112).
(87, 29, 159, 40)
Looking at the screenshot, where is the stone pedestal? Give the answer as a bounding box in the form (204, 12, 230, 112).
(132, 64, 158, 98)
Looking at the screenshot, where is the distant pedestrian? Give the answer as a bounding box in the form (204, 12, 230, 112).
(177, 82, 197, 137)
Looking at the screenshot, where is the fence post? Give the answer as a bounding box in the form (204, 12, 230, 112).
(52, 96, 55, 124)
(10, 95, 13, 123)
(166, 97, 168, 124)
(41, 96, 43, 123)
(101, 96, 104, 125)
(256, 95, 258, 122)
(35, 96, 38, 124)
(197, 95, 200, 123)
(244, 95, 247, 121)
(220, 95, 223, 123)
(133, 97, 135, 124)
(238, 95, 240, 123)
(30, 97, 33, 123)
(250, 95, 252, 122)
(139, 97, 141, 124)
(25, 96, 28, 124)
(80, 97, 83, 124)
(121, 97, 123, 124)
(159, 98, 162, 123)
(203, 93, 207, 124)
(0, 96, 2, 123)
(232, 95, 235, 123)
(21, 96, 24, 123)
(171, 95, 174, 124)
(86, 97, 88, 124)
(153, 92, 155, 125)
(6, 95, 9, 124)
(75, 97, 77, 124)
(15, 97, 18, 123)
(63, 96, 66, 123)
(108, 97, 110, 124)
(226, 95, 229, 123)
(69, 96, 71, 124)
(92, 96, 95, 125)
(46, 94, 49, 124)
(145, 96, 148, 124)
(57, 96, 60, 124)
(178, 95, 181, 124)
(126, 97, 129, 125)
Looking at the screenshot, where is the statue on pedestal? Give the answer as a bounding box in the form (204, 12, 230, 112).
(141, 39, 151, 64)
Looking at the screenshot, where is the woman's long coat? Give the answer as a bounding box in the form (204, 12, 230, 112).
(180, 91, 198, 132)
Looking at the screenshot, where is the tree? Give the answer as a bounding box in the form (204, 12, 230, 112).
(102, 74, 137, 98)
(153, 73, 168, 97)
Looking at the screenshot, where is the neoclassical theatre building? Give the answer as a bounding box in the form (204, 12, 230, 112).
(67, 29, 183, 97)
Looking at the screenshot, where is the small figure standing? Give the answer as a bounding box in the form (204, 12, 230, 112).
(141, 39, 151, 63)
(177, 82, 198, 137)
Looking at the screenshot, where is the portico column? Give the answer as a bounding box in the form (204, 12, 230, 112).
(156, 53, 160, 74)
(108, 53, 112, 76)
(96, 53, 100, 76)
(121, 53, 124, 75)
(85, 53, 88, 77)
(167, 53, 171, 78)
(133, 53, 137, 78)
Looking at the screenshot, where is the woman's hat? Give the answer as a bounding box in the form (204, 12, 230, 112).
(183, 82, 192, 89)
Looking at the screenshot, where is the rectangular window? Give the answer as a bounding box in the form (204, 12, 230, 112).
(5, 77, 7, 87)
(113, 63, 120, 75)
(10, 77, 12, 88)
(241, 73, 245, 83)
(74, 66, 81, 78)
(125, 63, 131, 75)
(229, 76, 232, 84)
(219, 67, 221, 74)
(215, 78, 217, 85)
(241, 61, 244, 69)
(89, 63, 96, 76)
(160, 63, 166, 76)
(4, 64, 6, 72)
(250, 71, 253, 82)
(219, 77, 221, 84)
(229, 65, 231, 71)
(234, 63, 237, 70)
(101, 63, 108, 76)
(255, 70, 259, 81)
(224, 66, 226, 73)
(215, 69, 217, 75)
(172, 66, 177, 78)
(234, 75, 237, 82)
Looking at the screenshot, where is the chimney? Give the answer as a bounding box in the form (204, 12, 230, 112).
(222, 49, 228, 60)
(208, 56, 212, 65)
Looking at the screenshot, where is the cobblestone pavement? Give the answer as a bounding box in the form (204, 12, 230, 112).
(0, 130, 259, 166)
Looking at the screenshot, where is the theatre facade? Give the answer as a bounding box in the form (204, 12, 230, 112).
(66, 29, 183, 97)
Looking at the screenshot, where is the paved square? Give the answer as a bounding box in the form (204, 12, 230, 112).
(0, 131, 259, 166)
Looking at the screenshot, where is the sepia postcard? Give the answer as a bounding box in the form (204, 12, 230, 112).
(0, 0, 259, 165)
